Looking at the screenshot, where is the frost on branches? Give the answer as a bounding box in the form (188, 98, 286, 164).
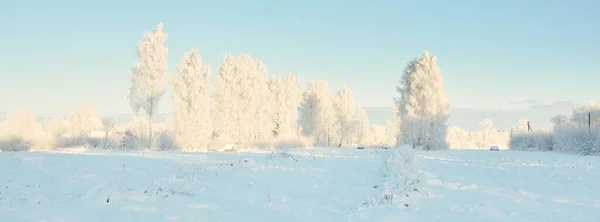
(334, 88, 356, 147)
(446, 119, 510, 149)
(354, 108, 370, 145)
(171, 49, 212, 151)
(298, 80, 335, 146)
(129, 23, 169, 149)
(213, 54, 272, 147)
(511, 102, 600, 155)
(268, 74, 302, 139)
(395, 50, 450, 150)
(0, 110, 52, 151)
(70, 104, 100, 138)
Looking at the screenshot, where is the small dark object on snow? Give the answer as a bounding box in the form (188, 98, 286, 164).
(106, 198, 110, 203)
(404, 203, 409, 207)
(373, 185, 379, 188)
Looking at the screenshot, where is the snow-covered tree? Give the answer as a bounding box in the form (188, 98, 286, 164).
(354, 108, 370, 145)
(390, 105, 401, 146)
(101, 117, 118, 149)
(571, 102, 600, 128)
(171, 49, 212, 151)
(298, 80, 335, 146)
(70, 105, 100, 137)
(0, 110, 53, 151)
(394, 50, 450, 150)
(129, 23, 169, 149)
(446, 123, 510, 149)
(333, 88, 356, 147)
(367, 124, 392, 147)
(268, 74, 303, 138)
(515, 118, 530, 132)
(479, 119, 494, 130)
(551, 114, 571, 127)
(0, 110, 45, 140)
(44, 116, 70, 138)
(213, 53, 271, 146)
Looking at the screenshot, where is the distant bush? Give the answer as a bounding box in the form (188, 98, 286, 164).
(509, 127, 600, 156)
(552, 126, 600, 155)
(55, 136, 103, 149)
(156, 131, 179, 151)
(509, 131, 554, 152)
(0, 137, 31, 152)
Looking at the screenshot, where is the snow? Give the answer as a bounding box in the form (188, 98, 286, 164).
(1, 148, 600, 221)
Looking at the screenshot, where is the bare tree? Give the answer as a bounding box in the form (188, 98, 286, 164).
(101, 117, 118, 149)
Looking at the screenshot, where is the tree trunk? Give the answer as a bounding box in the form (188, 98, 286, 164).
(148, 122, 153, 150)
(103, 131, 109, 149)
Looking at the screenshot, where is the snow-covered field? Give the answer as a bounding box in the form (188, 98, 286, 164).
(1, 148, 599, 222)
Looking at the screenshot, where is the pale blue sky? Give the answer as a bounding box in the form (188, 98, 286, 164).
(1, 0, 598, 128)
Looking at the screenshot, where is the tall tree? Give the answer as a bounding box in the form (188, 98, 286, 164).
(44, 116, 70, 138)
(129, 23, 169, 150)
(213, 54, 271, 146)
(334, 88, 356, 147)
(298, 80, 335, 146)
(268, 74, 303, 138)
(395, 50, 450, 150)
(70, 104, 100, 138)
(571, 102, 600, 128)
(353, 108, 370, 145)
(171, 49, 212, 151)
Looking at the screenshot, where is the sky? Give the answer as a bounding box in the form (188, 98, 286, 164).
(1, 0, 599, 129)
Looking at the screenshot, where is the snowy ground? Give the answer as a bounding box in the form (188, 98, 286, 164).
(1, 148, 599, 222)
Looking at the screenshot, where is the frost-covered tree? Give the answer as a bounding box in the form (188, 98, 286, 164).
(354, 108, 370, 145)
(571, 102, 600, 128)
(213, 53, 271, 146)
(70, 105, 100, 137)
(515, 118, 530, 132)
(0, 110, 45, 140)
(334, 88, 356, 147)
(298, 80, 335, 146)
(389, 105, 401, 146)
(129, 23, 169, 149)
(367, 124, 393, 147)
(268, 74, 302, 138)
(479, 119, 494, 130)
(171, 49, 212, 151)
(0, 110, 52, 151)
(446, 123, 510, 149)
(394, 50, 450, 150)
(551, 114, 571, 127)
(44, 116, 70, 138)
(101, 117, 118, 149)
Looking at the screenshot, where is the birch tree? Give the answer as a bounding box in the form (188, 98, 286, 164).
(354, 108, 370, 145)
(171, 49, 212, 151)
(129, 23, 169, 150)
(44, 116, 70, 138)
(213, 53, 271, 146)
(298, 80, 335, 146)
(334, 88, 356, 147)
(70, 104, 100, 138)
(268, 74, 302, 138)
(395, 50, 450, 150)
